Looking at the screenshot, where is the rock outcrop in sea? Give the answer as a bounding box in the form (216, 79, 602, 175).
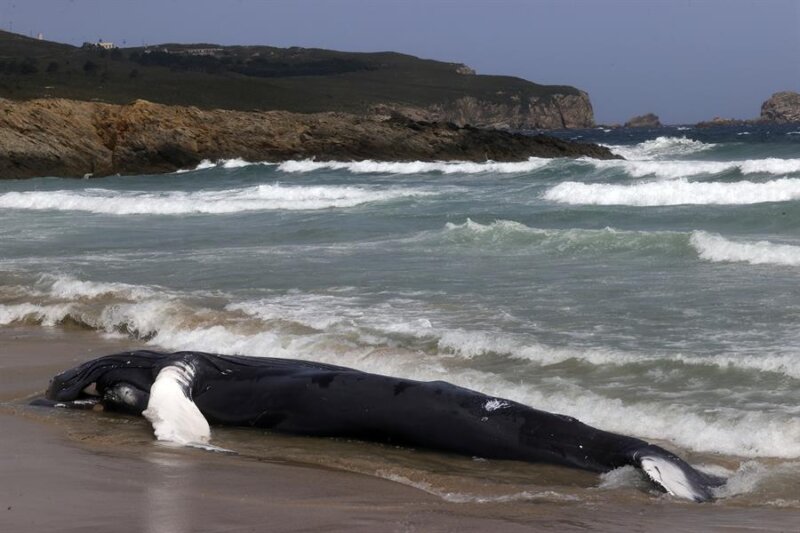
(624, 113, 662, 128)
(760, 91, 800, 123)
(0, 98, 619, 179)
(695, 116, 750, 128)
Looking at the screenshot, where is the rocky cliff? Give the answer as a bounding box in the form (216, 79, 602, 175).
(374, 92, 594, 130)
(760, 91, 800, 123)
(0, 98, 618, 179)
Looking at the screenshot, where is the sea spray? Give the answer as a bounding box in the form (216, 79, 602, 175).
(605, 136, 714, 160)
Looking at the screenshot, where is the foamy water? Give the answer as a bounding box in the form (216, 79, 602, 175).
(277, 157, 553, 174)
(0, 183, 432, 214)
(3, 124, 800, 504)
(605, 136, 714, 160)
(691, 231, 800, 266)
(544, 178, 800, 206)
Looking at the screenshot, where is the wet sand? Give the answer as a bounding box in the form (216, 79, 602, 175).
(1, 326, 798, 532)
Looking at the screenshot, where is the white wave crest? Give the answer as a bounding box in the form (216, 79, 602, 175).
(591, 158, 800, 179)
(690, 231, 800, 266)
(0, 302, 76, 326)
(174, 158, 265, 173)
(46, 275, 157, 300)
(439, 219, 687, 253)
(0, 184, 430, 214)
(277, 158, 551, 174)
(738, 158, 800, 174)
(443, 218, 545, 240)
(544, 178, 800, 206)
(606, 136, 713, 160)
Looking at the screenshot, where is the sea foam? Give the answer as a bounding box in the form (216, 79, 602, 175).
(690, 231, 800, 266)
(543, 178, 800, 206)
(606, 136, 714, 160)
(277, 158, 552, 174)
(0, 184, 431, 214)
(589, 158, 800, 179)
(439, 219, 688, 254)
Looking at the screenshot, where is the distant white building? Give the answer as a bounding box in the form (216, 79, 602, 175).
(97, 40, 116, 50)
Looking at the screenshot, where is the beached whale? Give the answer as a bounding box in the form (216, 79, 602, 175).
(37, 350, 724, 502)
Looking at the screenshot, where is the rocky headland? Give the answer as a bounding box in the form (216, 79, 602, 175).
(0, 98, 618, 179)
(692, 92, 800, 127)
(0, 30, 595, 131)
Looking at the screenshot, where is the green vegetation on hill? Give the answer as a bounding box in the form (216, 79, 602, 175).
(0, 30, 580, 114)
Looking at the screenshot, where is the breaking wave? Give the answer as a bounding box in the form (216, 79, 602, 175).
(277, 158, 552, 174)
(437, 219, 689, 255)
(690, 231, 800, 266)
(606, 136, 714, 160)
(0, 184, 431, 214)
(543, 177, 800, 206)
(590, 158, 800, 179)
(170, 151, 800, 181)
(173, 158, 267, 173)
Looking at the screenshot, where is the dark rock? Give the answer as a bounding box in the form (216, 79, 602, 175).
(624, 113, 662, 128)
(695, 116, 752, 128)
(760, 91, 800, 123)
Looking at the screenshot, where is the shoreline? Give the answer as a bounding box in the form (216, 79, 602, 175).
(0, 98, 619, 180)
(2, 326, 799, 531)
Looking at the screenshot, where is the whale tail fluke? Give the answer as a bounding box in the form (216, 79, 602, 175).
(631, 445, 726, 502)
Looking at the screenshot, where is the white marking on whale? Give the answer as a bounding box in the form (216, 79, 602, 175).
(484, 399, 510, 412)
(640, 455, 702, 501)
(142, 362, 211, 446)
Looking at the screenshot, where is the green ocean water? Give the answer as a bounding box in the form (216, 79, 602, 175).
(2, 124, 800, 504)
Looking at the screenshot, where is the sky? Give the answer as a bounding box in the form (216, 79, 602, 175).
(0, 0, 797, 124)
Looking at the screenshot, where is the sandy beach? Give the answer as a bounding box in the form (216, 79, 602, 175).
(0, 326, 797, 532)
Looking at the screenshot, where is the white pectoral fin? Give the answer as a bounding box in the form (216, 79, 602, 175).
(638, 454, 714, 502)
(142, 362, 211, 446)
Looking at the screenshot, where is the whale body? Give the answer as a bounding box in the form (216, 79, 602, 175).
(39, 350, 725, 502)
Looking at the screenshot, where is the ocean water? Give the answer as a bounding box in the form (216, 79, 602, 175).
(2, 123, 800, 505)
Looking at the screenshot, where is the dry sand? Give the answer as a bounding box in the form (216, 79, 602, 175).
(1, 326, 798, 532)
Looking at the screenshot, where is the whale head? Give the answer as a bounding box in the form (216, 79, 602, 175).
(46, 350, 170, 402)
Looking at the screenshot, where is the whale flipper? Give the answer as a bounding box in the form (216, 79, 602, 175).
(142, 361, 211, 446)
(632, 446, 724, 502)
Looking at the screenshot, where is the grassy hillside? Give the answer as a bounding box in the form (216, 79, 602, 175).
(0, 31, 580, 114)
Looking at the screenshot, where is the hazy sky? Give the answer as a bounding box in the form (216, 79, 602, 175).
(1, 0, 797, 124)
